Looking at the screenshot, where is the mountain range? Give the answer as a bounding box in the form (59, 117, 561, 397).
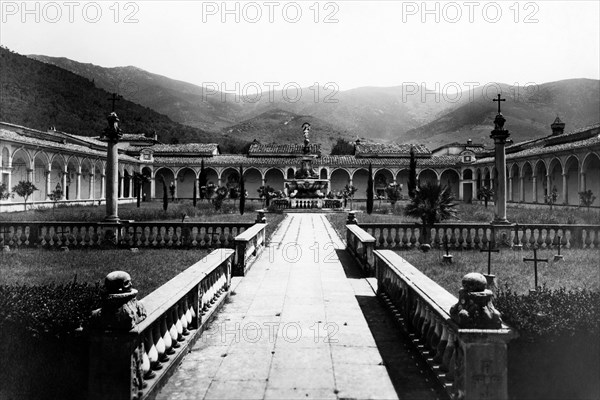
(3, 50, 598, 152)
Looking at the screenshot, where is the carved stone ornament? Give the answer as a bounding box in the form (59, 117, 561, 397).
(91, 271, 147, 330)
(450, 272, 502, 329)
(101, 112, 123, 142)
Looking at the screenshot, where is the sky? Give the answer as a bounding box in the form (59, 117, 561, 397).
(1, 0, 599, 92)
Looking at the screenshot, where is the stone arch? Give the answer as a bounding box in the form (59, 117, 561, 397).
(483, 167, 491, 188)
(221, 167, 240, 189)
(244, 168, 262, 199)
(521, 162, 534, 202)
(154, 167, 175, 199)
(65, 158, 79, 200)
(330, 168, 351, 195)
(418, 169, 438, 186)
(32, 152, 50, 202)
(374, 168, 394, 197)
(564, 155, 579, 205)
(510, 164, 520, 202)
(396, 169, 410, 193)
(176, 167, 196, 199)
(582, 153, 600, 206)
(11, 148, 31, 193)
(439, 169, 460, 198)
(80, 158, 94, 200)
(204, 167, 219, 186)
(140, 166, 153, 201)
(1, 146, 9, 167)
(265, 168, 284, 193)
(320, 168, 328, 179)
(534, 160, 547, 203)
(352, 168, 370, 200)
(286, 168, 295, 180)
(548, 158, 563, 204)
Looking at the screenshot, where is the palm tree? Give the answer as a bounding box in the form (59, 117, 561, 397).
(404, 181, 457, 251)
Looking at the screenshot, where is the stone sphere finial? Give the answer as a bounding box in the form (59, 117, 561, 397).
(461, 272, 487, 293)
(450, 272, 502, 329)
(104, 271, 138, 299)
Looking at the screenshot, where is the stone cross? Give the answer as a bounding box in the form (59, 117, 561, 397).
(481, 242, 499, 275)
(554, 235, 564, 261)
(442, 234, 453, 264)
(108, 92, 122, 112)
(493, 94, 505, 114)
(523, 246, 548, 289)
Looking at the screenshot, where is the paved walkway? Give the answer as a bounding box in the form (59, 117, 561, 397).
(157, 214, 399, 400)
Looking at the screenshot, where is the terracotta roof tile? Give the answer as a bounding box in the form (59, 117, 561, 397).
(355, 143, 430, 157)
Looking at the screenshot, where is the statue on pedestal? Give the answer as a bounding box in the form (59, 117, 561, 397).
(101, 112, 123, 142)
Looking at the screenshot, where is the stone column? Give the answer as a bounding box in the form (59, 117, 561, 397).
(459, 178, 464, 201)
(546, 174, 551, 199)
(76, 170, 82, 200)
(519, 176, 524, 202)
(27, 168, 34, 183)
(89, 174, 95, 200)
(100, 174, 106, 199)
(119, 174, 124, 200)
(150, 177, 155, 200)
(61, 168, 68, 200)
(562, 173, 568, 204)
(580, 172, 586, 192)
(508, 176, 513, 202)
(45, 169, 51, 200)
(105, 143, 119, 221)
(490, 114, 510, 224)
(532, 176, 537, 203)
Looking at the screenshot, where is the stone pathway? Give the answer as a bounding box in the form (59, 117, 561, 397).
(156, 214, 399, 400)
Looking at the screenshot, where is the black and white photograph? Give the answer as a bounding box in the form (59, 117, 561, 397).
(0, 1, 599, 399)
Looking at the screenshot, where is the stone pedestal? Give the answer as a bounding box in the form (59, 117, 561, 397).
(443, 254, 453, 264)
(454, 329, 518, 400)
(490, 113, 510, 225)
(492, 223, 514, 248)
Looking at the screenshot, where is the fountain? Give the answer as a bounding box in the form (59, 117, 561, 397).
(284, 123, 330, 207)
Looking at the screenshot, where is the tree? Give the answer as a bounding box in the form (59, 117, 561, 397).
(343, 184, 357, 209)
(162, 178, 168, 211)
(367, 163, 374, 214)
(12, 181, 38, 211)
(478, 186, 494, 209)
(330, 138, 355, 155)
(544, 186, 559, 210)
(48, 186, 63, 215)
(404, 181, 457, 250)
(239, 165, 246, 215)
(385, 182, 402, 211)
(192, 177, 197, 207)
(212, 186, 228, 211)
(229, 186, 240, 208)
(205, 182, 216, 200)
(0, 183, 12, 201)
(408, 146, 417, 199)
(199, 159, 207, 200)
(578, 190, 596, 211)
(169, 182, 176, 202)
(133, 172, 150, 208)
(258, 185, 275, 207)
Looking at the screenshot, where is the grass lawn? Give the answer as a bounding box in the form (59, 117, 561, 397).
(395, 247, 599, 295)
(0, 199, 266, 222)
(0, 248, 208, 299)
(0, 210, 285, 298)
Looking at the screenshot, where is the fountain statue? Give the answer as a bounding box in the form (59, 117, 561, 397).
(285, 122, 329, 199)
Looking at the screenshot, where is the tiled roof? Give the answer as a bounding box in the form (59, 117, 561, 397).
(0, 128, 140, 163)
(120, 133, 154, 142)
(152, 154, 461, 169)
(150, 143, 219, 155)
(248, 143, 321, 156)
(355, 143, 430, 157)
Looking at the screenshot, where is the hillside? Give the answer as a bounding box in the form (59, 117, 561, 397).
(0, 48, 248, 151)
(29, 54, 248, 132)
(222, 109, 357, 154)
(404, 80, 600, 148)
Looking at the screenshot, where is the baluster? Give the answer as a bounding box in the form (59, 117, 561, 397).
(174, 305, 184, 342)
(411, 299, 422, 331)
(527, 227, 536, 248)
(161, 316, 174, 356)
(536, 229, 545, 248)
(433, 324, 449, 364)
(386, 228, 393, 248)
(167, 309, 180, 349)
(400, 228, 408, 249)
(592, 229, 600, 249)
(420, 306, 430, 341)
(441, 331, 456, 376)
(409, 227, 418, 248)
(378, 228, 385, 248)
(425, 311, 437, 351)
(545, 228, 553, 248)
(481, 229, 489, 249)
(178, 301, 189, 336)
(428, 316, 442, 355)
(184, 296, 193, 326)
(432, 228, 441, 249)
(153, 322, 167, 362)
(141, 340, 154, 379)
(393, 228, 401, 248)
(457, 228, 464, 250)
(144, 329, 161, 371)
(449, 229, 457, 249)
(472, 228, 480, 250)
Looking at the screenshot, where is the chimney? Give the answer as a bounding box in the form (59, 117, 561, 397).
(551, 116, 565, 136)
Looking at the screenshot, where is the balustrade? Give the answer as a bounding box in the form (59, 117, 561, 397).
(346, 224, 376, 275)
(233, 221, 267, 276)
(0, 221, 253, 249)
(88, 249, 234, 400)
(358, 222, 600, 250)
(374, 250, 517, 400)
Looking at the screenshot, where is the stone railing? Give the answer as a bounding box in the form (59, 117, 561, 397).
(88, 249, 235, 400)
(0, 221, 254, 249)
(270, 198, 343, 210)
(374, 250, 517, 400)
(359, 222, 600, 250)
(346, 224, 376, 276)
(234, 216, 267, 276)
